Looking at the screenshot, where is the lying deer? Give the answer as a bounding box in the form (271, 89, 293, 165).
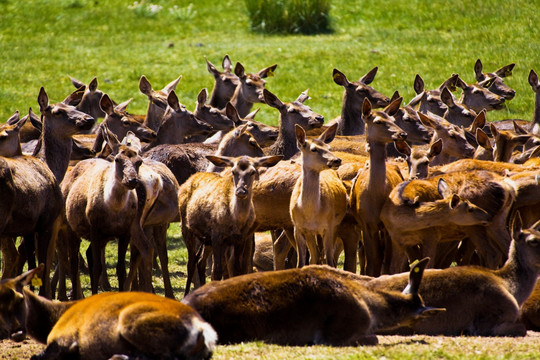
(369, 212, 540, 336)
(182, 258, 442, 345)
(0, 265, 217, 360)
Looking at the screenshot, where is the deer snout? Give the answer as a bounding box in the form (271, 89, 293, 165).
(309, 115, 325, 128)
(392, 131, 407, 141)
(125, 177, 139, 189)
(235, 186, 249, 199)
(77, 115, 96, 130)
(328, 157, 342, 169)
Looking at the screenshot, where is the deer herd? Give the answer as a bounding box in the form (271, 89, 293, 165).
(1, 55, 540, 359)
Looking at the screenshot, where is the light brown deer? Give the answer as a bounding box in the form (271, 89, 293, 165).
(62, 127, 151, 295)
(263, 88, 325, 159)
(455, 75, 506, 113)
(139, 74, 182, 132)
(474, 59, 516, 100)
(408, 73, 459, 117)
(332, 67, 391, 135)
(0, 265, 217, 360)
(290, 123, 347, 267)
(349, 97, 407, 276)
(393, 138, 442, 180)
(180, 155, 282, 294)
(369, 213, 540, 336)
(229, 61, 277, 117)
(206, 54, 240, 109)
(224, 102, 278, 147)
(183, 259, 442, 345)
(489, 123, 532, 162)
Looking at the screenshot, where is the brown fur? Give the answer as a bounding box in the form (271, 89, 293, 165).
(139, 74, 182, 132)
(206, 55, 240, 109)
(408, 73, 459, 117)
(183, 260, 439, 345)
(474, 59, 516, 100)
(455, 75, 506, 113)
(230, 62, 277, 117)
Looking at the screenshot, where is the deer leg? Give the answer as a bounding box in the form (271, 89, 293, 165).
(153, 224, 174, 299)
(1, 236, 18, 279)
(88, 238, 104, 295)
(99, 248, 112, 291)
(128, 222, 153, 293)
(272, 231, 292, 270)
(37, 217, 60, 299)
(294, 228, 309, 268)
(323, 229, 336, 267)
(211, 235, 225, 281)
(66, 228, 83, 300)
(338, 223, 360, 273)
(117, 235, 130, 291)
(363, 224, 383, 276)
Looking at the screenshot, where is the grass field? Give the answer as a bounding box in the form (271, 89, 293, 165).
(2, 0, 540, 358)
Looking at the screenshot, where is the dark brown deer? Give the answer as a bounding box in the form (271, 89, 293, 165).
(455, 75, 506, 113)
(139, 74, 182, 132)
(474, 59, 516, 100)
(408, 73, 459, 117)
(206, 54, 240, 109)
(183, 259, 442, 345)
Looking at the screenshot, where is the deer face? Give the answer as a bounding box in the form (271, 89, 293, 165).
(363, 99, 407, 144)
(296, 124, 341, 172)
(447, 195, 491, 226)
(458, 77, 506, 113)
(333, 68, 390, 110)
(393, 106, 433, 144)
(195, 89, 234, 131)
(114, 145, 143, 189)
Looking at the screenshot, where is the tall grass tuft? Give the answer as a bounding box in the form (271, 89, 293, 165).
(245, 0, 333, 35)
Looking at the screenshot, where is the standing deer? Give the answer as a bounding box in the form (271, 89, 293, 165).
(139, 74, 182, 132)
(206, 54, 240, 109)
(408, 73, 459, 117)
(349, 97, 407, 276)
(332, 67, 391, 135)
(180, 155, 282, 294)
(290, 123, 347, 267)
(455, 75, 506, 113)
(229, 61, 277, 117)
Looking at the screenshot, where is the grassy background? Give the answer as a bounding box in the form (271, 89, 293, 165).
(1, 0, 539, 127)
(2, 1, 540, 358)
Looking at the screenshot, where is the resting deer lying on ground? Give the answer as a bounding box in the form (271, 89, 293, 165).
(290, 123, 347, 267)
(369, 212, 540, 336)
(183, 258, 442, 345)
(180, 155, 282, 294)
(229, 61, 277, 117)
(349, 97, 407, 276)
(206, 54, 240, 109)
(474, 59, 516, 100)
(331, 67, 391, 135)
(0, 265, 217, 360)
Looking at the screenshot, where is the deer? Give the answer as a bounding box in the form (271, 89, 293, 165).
(206, 54, 240, 109)
(489, 123, 533, 162)
(290, 123, 347, 267)
(393, 138, 443, 180)
(192, 88, 236, 133)
(439, 87, 478, 128)
(0, 111, 27, 157)
(229, 61, 277, 117)
(369, 212, 540, 337)
(179, 155, 282, 294)
(349, 97, 407, 276)
(473, 59, 516, 100)
(418, 112, 475, 165)
(183, 259, 443, 346)
(68, 76, 108, 121)
(62, 126, 152, 296)
(454, 75, 506, 113)
(222, 102, 278, 147)
(331, 67, 391, 135)
(262, 88, 325, 159)
(144, 90, 213, 149)
(0, 265, 217, 360)
(381, 169, 515, 270)
(139, 74, 182, 132)
(407, 73, 459, 117)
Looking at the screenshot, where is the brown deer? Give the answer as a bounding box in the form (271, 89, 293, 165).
(229, 61, 277, 117)
(206, 54, 240, 109)
(68, 76, 108, 121)
(369, 213, 540, 336)
(62, 127, 151, 295)
(223, 102, 278, 147)
(489, 123, 532, 162)
(290, 123, 347, 267)
(408, 73, 459, 117)
(263, 88, 325, 159)
(455, 75, 506, 113)
(473, 59, 516, 100)
(139, 74, 182, 132)
(0, 265, 217, 360)
(349, 97, 407, 276)
(180, 155, 282, 294)
(183, 259, 442, 345)
(193, 88, 235, 132)
(394, 138, 443, 179)
(332, 67, 391, 135)
(0, 111, 27, 156)
(440, 87, 478, 128)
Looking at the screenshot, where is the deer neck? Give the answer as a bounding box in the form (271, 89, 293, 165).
(209, 86, 228, 109)
(532, 91, 540, 135)
(104, 167, 135, 211)
(230, 187, 254, 226)
(267, 115, 298, 160)
(339, 92, 365, 135)
(39, 123, 73, 183)
(495, 240, 540, 306)
(299, 164, 322, 209)
(367, 140, 387, 192)
(23, 288, 75, 344)
(230, 86, 253, 117)
(144, 104, 165, 133)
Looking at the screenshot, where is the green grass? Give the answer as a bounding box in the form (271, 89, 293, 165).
(1, 0, 539, 127)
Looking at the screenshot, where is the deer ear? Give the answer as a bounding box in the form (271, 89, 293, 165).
(513, 121, 529, 135)
(402, 258, 429, 295)
(495, 63, 515, 78)
(69, 76, 85, 89)
(139, 75, 153, 97)
(295, 89, 310, 104)
(479, 77, 496, 89)
(394, 139, 411, 157)
(222, 54, 232, 72)
(362, 98, 372, 118)
(13, 264, 45, 291)
(390, 90, 400, 103)
(449, 194, 461, 209)
(102, 124, 120, 155)
(226, 102, 242, 125)
(263, 89, 284, 110)
(529, 69, 540, 92)
(413, 74, 424, 94)
(455, 76, 468, 90)
(206, 155, 234, 168)
(258, 64, 277, 78)
(167, 91, 181, 112)
(437, 178, 451, 198)
(474, 59, 484, 81)
(476, 128, 492, 150)
(470, 110, 486, 132)
(206, 58, 220, 78)
(234, 62, 246, 79)
(163, 75, 181, 95)
(115, 98, 133, 113)
(100, 94, 115, 116)
(384, 96, 402, 116)
(295, 124, 306, 147)
(6, 111, 20, 125)
(88, 77, 98, 92)
(440, 87, 455, 108)
(428, 138, 443, 158)
(197, 89, 208, 109)
(332, 69, 349, 87)
(359, 66, 378, 85)
(490, 123, 499, 138)
(512, 211, 523, 240)
(319, 123, 337, 144)
(123, 131, 142, 154)
(254, 155, 283, 168)
(63, 85, 85, 106)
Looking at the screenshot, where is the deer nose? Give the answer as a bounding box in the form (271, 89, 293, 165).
(10, 328, 26, 343)
(126, 177, 139, 189)
(235, 186, 249, 199)
(329, 158, 342, 169)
